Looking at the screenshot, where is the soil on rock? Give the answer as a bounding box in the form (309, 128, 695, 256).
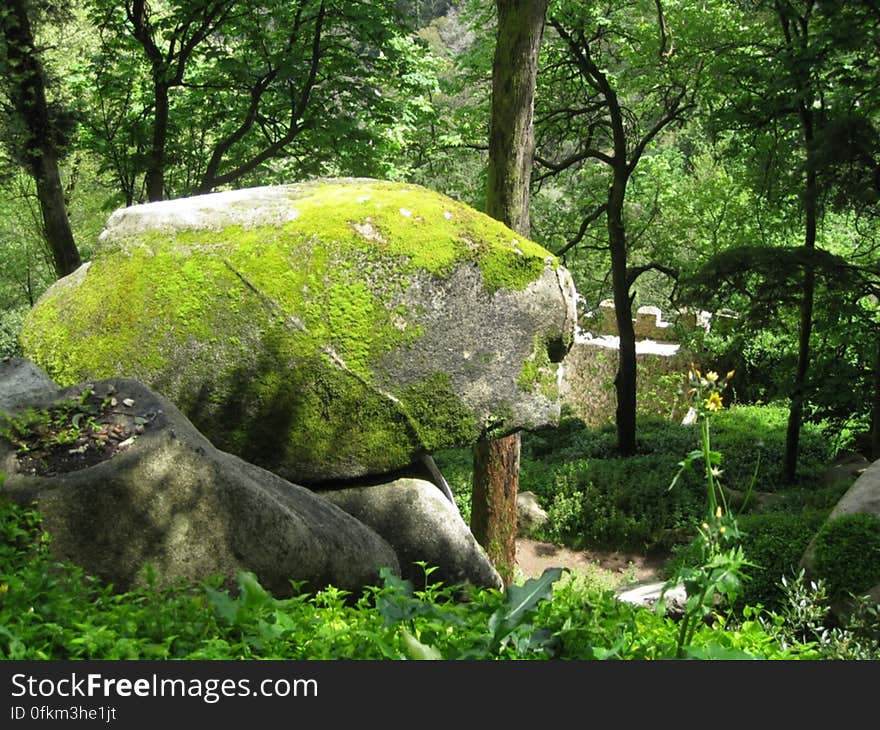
(2, 385, 155, 477)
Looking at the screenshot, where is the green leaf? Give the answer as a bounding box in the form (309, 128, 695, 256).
(400, 629, 442, 660)
(684, 644, 757, 660)
(587, 637, 625, 660)
(489, 567, 564, 639)
(206, 588, 238, 625)
(237, 572, 272, 608)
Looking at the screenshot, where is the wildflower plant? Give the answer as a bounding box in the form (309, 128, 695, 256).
(662, 367, 755, 657)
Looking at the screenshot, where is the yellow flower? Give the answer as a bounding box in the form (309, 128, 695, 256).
(719, 526, 727, 534)
(704, 392, 723, 411)
(0, 584, 7, 594)
(706, 371, 719, 383)
(716, 506, 723, 518)
(726, 370, 735, 380)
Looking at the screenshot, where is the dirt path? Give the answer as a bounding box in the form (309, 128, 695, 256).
(515, 537, 667, 586)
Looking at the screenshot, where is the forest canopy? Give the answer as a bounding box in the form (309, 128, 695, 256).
(1, 0, 878, 466)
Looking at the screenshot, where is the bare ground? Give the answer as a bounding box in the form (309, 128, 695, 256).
(515, 537, 668, 587)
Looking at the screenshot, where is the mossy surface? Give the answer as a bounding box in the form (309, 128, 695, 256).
(519, 334, 558, 401)
(812, 512, 880, 601)
(20, 179, 567, 482)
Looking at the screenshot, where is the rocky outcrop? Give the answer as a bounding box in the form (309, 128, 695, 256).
(1, 375, 400, 596)
(801, 457, 880, 617)
(0, 357, 57, 412)
(20, 179, 577, 485)
(322, 477, 503, 590)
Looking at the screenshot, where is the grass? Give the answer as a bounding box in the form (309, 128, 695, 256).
(437, 403, 851, 551)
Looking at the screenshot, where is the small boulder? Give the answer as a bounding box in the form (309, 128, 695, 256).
(517, 490, 549, 537)
(321, 477, 504, 590)
(821, 451, 870, 487)
(0, 376, 400, 597)
(615, 580, 688, 619)
(0, 357, 57, 412)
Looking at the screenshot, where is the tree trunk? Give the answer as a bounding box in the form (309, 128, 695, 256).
(872, 335, 880, 460)
(471, 0, 547, 587)
(1, 0, 81, 278)
(783, 117, 818, 483)
(471, 435, 521, 586)
(145, 78, 169, 202)
(605, 70, 637, 455)
(609, 171, 638, 455)
(485, 0, 546, 234)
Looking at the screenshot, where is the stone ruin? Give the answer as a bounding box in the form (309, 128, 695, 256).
(559, 300, 738, 427)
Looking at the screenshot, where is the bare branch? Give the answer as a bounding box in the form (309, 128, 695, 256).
(654, 0, 674, 59)
(555, 203, 609, 257)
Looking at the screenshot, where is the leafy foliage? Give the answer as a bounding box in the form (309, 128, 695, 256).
(0, 489, 830, 660)
(77, 0, 442, 203)
(438, 405, 841, 555)
(812, 513, 880, 602)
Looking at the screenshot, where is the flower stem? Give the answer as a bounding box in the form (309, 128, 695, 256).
(701, 415, 717, 517)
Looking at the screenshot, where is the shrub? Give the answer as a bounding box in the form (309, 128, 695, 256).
(0, 492, 820, 660)
(438, 405, 841, 556)
(663, 511, 832, 612)
(811, 513, 880, 602)
(735, 511, 828, 610)
(0, 306, 26, 359)
(708, 404, 837, 489)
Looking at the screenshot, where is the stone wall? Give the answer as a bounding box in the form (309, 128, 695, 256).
(559, 303, 700, 427)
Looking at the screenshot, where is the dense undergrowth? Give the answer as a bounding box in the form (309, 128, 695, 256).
(437, 403, 857, 610)
(0, 492, 836, 660)
(1, 403, 878, 660)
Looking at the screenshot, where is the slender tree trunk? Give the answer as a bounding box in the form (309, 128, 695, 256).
(33, 152, 80, 276)
(1, 0, 81, 278)
(471, 0, 547, 587)
(872, 335, 880, 460)
(146, 79, 169, 201)
(609, 170, 638, 455)
(605, 74, 637, 455)
(783, 114, 818, 482)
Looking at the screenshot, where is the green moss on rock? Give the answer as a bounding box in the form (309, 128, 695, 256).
(518, 335, 558, 401)
(812, 512, 880, 601)
(20, 179, 573, 483)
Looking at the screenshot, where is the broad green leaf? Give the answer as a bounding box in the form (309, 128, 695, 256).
(489, 567, 564, 638)
(400, 629, 442, 660)
(206, 588, 238, 625)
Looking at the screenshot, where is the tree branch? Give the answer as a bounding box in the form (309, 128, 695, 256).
(626, 262, 679, 289)
(654, 0, 674, 59)
(555, 203, 609, 257)
(199, 1, 326, 191)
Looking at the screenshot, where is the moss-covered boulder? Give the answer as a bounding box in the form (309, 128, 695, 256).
(20, 179, 577, 484)
(801, 457, 880, 619)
